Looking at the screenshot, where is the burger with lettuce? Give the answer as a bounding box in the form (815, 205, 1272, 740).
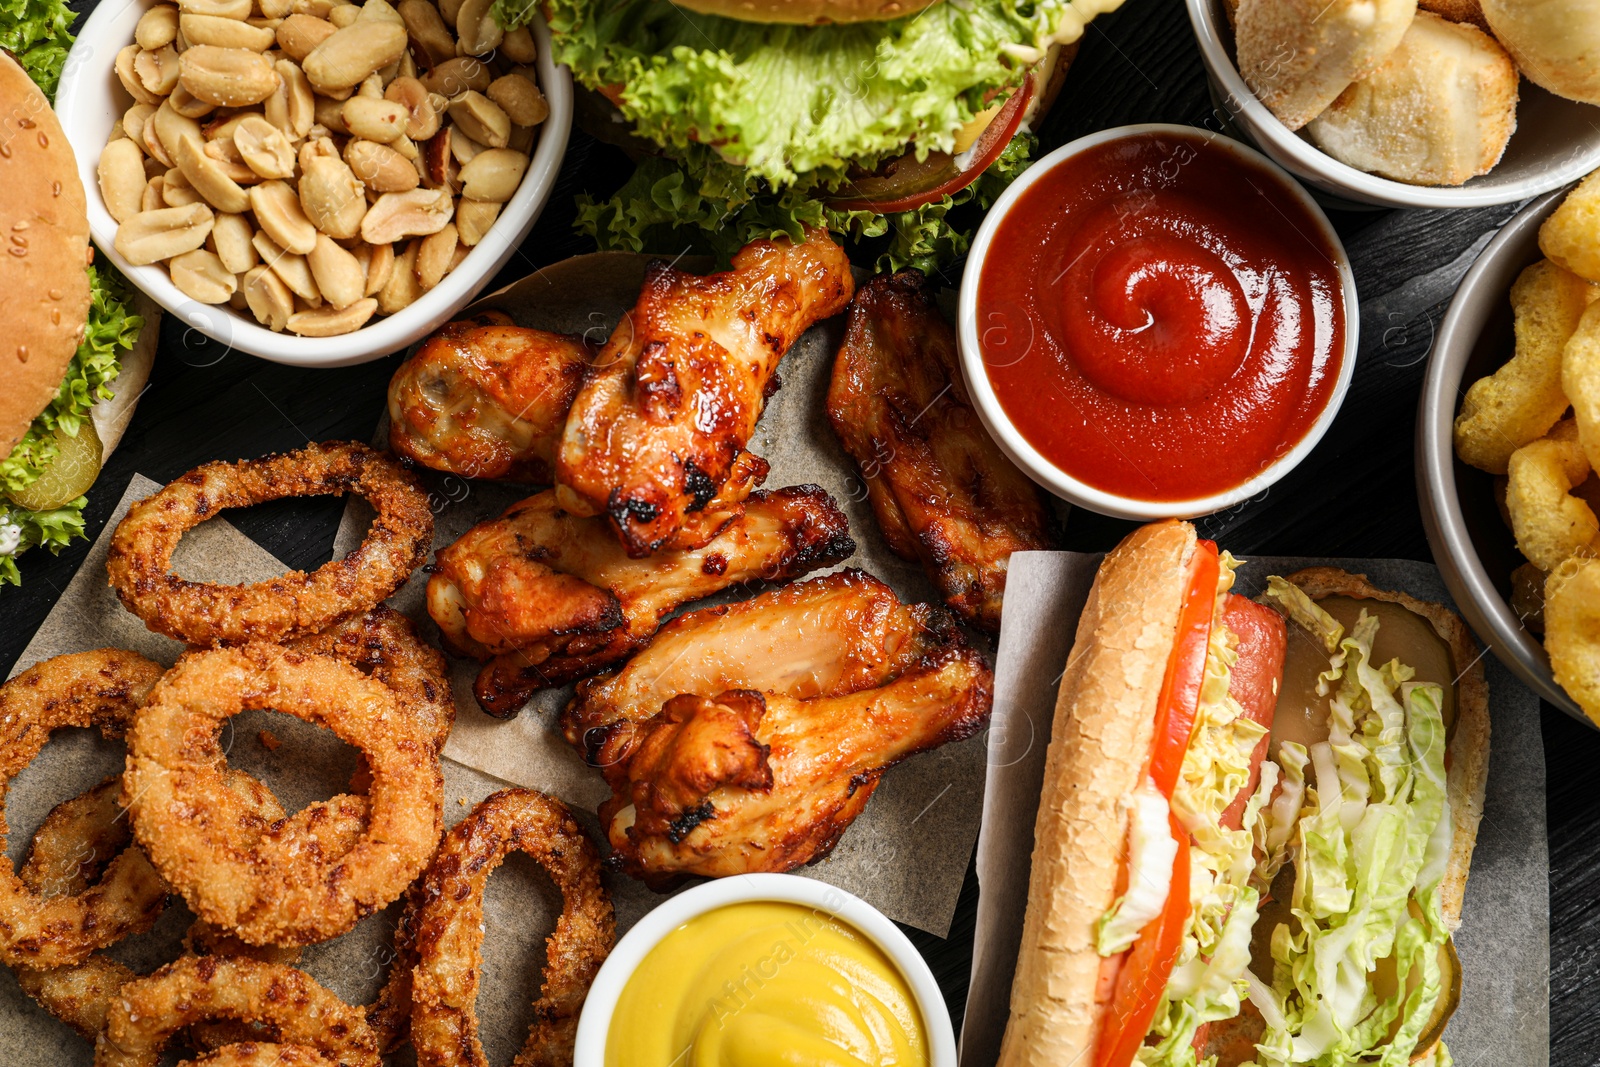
(0, 0, 152, 585)
(492, 0, 1127, 269)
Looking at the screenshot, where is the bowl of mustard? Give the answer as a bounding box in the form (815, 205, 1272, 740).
(573, 873, 956, 1066)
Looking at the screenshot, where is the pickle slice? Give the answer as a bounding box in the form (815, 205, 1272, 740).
(6, 422, 103, 512)
(1412, 938, 1462, 1061)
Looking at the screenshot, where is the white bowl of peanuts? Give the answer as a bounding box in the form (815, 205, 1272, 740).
(55, 0, 571, 366)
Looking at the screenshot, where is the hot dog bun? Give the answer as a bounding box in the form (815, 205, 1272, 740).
(996, 519, 1199, 1066)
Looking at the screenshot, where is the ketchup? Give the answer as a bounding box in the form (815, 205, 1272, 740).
(975, 130, 1346, 502)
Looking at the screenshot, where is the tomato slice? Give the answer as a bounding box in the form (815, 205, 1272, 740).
(825, 77, 1034, 214)
(1146, 540, 1220, 798)
(1095, 814, 1192, 1067)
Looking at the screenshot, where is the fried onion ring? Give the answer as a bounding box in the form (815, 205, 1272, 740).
(1546, 557, 1600, 726)
(93, 956, 381, 1067)
(405, 789, 615, 1067)
(106, 441, 434, 647)
(0, 650, 167, 969)
(288, 607, 455, 755)
(1505, 418, 1600, 569)
(124, 644, 442, 946)
(181, 1044, 340, 1067)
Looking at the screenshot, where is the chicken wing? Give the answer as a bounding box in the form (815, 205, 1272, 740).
(598, 648, 992, 886)
(556, 228, 855, 557)
(828, 270, 1059, 631)
(563, 568, 966, 765)
(388, 311, 594, 482)
(427, 485, 857, 716)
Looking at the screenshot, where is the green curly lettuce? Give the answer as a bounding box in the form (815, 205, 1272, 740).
(575, 133, 1036, 273)
(0, 0, 76, 98)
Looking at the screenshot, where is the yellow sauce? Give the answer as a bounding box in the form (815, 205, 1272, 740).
(605, 901, 928, 1067)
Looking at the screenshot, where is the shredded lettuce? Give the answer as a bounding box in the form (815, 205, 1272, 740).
(1098, 783, 1180, 956)
(0, 0, 74, 97)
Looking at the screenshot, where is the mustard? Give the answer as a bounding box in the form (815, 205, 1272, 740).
(605, 901, 928, 1067)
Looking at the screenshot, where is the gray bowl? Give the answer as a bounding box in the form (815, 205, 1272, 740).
(1417, 187, 1586, 723)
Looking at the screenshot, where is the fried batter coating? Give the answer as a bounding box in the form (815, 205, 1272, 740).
(1506, 418, 1600, 569)
(1455, 260, 1596, 473)
(1541, 169, 1600, 284)
(1546, 556, 1600, 726)
(1560, 302, 1600, 472)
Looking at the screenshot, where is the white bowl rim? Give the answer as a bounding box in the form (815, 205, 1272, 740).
(957, 122, 1360, 521)
(1184, 0, 1600, 210)
(54, 5, 573, 368)
(571, 873, 957, 1067)
(1416, 185, 1585, 720)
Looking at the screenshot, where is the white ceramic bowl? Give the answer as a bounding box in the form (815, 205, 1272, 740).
(1417, 187, 1588, 724)
(572, 874, 957, 1067)
(957, 123, 1359, 521)
(1186, 0, 1600, 210)
(54, 6, 572, 367)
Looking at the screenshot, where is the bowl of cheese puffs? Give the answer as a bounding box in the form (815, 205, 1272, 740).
(1420, 173, 1600, 726)
(1188, 0, 1600, 208)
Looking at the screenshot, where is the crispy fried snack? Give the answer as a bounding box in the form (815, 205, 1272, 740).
(387, 312, 595, 482)
(562, 569, 965, 762)
(181, 1045, 340, 1067)
(1505, 419, 1600, 569)
(1541, 169, 1600, 284)
(404, 789, 614, 1067)
(93, 956, 381, 1067)
(429, 484, 855, 717)
(827, 270, 1057, 630)
(124, 644, 442, 946)
(107, 442, 433, 647)
(0, 650, 166, 969)
(288, 607, 456, 754)
(556, 228, 854, 557)
(1455, 260, 1596, 473)
(600, 648, 993, 886)
(1546, 556, 1600, 726)
(1561, 302, 1600, 471)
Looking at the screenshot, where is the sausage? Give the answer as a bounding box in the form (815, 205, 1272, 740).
(1219, 593, 1286, 831)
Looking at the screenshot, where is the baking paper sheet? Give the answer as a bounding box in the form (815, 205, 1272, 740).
(960, 552, 1549, 1066)
(333, 252, 994, 937)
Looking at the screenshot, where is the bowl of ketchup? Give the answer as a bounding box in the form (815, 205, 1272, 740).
(959, 124, 1358, 520)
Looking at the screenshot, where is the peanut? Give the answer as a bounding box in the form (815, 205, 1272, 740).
(114, 203, 215, 265)
(232, 114, 295, 178)
(288, 297, 377, 335)
(168, 83, 216, 118)
(364, 240, 395, 295)
(117, 45, 164, 106)
(377, 238, 421, 313)
(397, 0, 454, 65)
(179, 45, 279, 107)
(275, 13, 335, 61)
(243, 264, 294, 330)
(344, 138, 419, 193)
(486, 73, 546, 127)
(136, 5, 181, 50)
(299, 154, 368, 239)
(212, 211, 258, 273)
(360, 187, 453, 244)
(383, 75, 439, 140)
(263, 58, 315, 139)
(179, 13, 276, 50)
(358, 0, 406, 26)
(170, 248, 237, 303)
(415, 221, 457, 290)
(178, 0, 253, 18)
(162, 167, 204, 207)
(302, 20, 407, 94)
(99, 138, 148, 224)
(141, 176, 166, 214)
(176, 132, 251, 213)
(343, 96, 408, 142)
(202, 138, 262, 183)
(501, 24, 536, 64)
(458, 148, 526, 203)
(422, 55, 489, 97)
(447, 91, 509, 148)
(328, 2, 360, 26)
(449, 126, 482, 166)
(135, 45, 183, 95)
(250, 180, 318, 254)
(453, 0, 501, 56)
(307, 233, 366, 308)
(454, 195, 498, 246)
(252, 230, 322, 303)
(123, 103, 157, 145)
(142, 106, 175, 167)
(313, 93, 350, 133)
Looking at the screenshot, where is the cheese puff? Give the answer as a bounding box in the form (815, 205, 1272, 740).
(1561, 302, 1600, 471)
(1506, 418, 1600, 570)
(1541, 169, 1600, 284)
(1545, 556, 1600, 726)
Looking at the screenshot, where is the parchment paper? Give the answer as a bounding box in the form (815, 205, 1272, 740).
(4, 477, 646, 1066)
(960, 552, 1549, 1066)
(333, 253, 993, 937)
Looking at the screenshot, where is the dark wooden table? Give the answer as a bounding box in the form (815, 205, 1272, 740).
(6, 0, 1594, 1060)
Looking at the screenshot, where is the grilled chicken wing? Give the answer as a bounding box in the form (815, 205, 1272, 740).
(828, 270, 1059, 630)
(598, 649, 992, 886)
(388, 311, 594, 482)
(563, 568, 966, 765)
(556, 228, 855, 557)
(427, 485, 856, 717)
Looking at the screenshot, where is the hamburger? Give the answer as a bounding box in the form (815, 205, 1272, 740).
(1000, 521, 1488, 1066)
(491, 0, 1126, 270)
(0, 0, 153, 585)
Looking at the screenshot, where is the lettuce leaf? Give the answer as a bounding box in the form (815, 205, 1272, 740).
(576, 133, 1035, 273)
(0, 0, 76, 98)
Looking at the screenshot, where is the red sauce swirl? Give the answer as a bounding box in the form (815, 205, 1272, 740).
(975, 130, 1346, 502)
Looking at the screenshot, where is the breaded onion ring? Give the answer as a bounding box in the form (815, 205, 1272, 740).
(1505, 419, 1600, 570)
(288, 607, 455, 754)
(181, 1045, 340, 1067)
(106, 441, 433, 647)
(405, 789, 615, 1067)
(93, 955, 381, 1067)
(0, 650, 167, 969)
(124, 644, 443, 946)
(1546, 557, 1600, 727)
